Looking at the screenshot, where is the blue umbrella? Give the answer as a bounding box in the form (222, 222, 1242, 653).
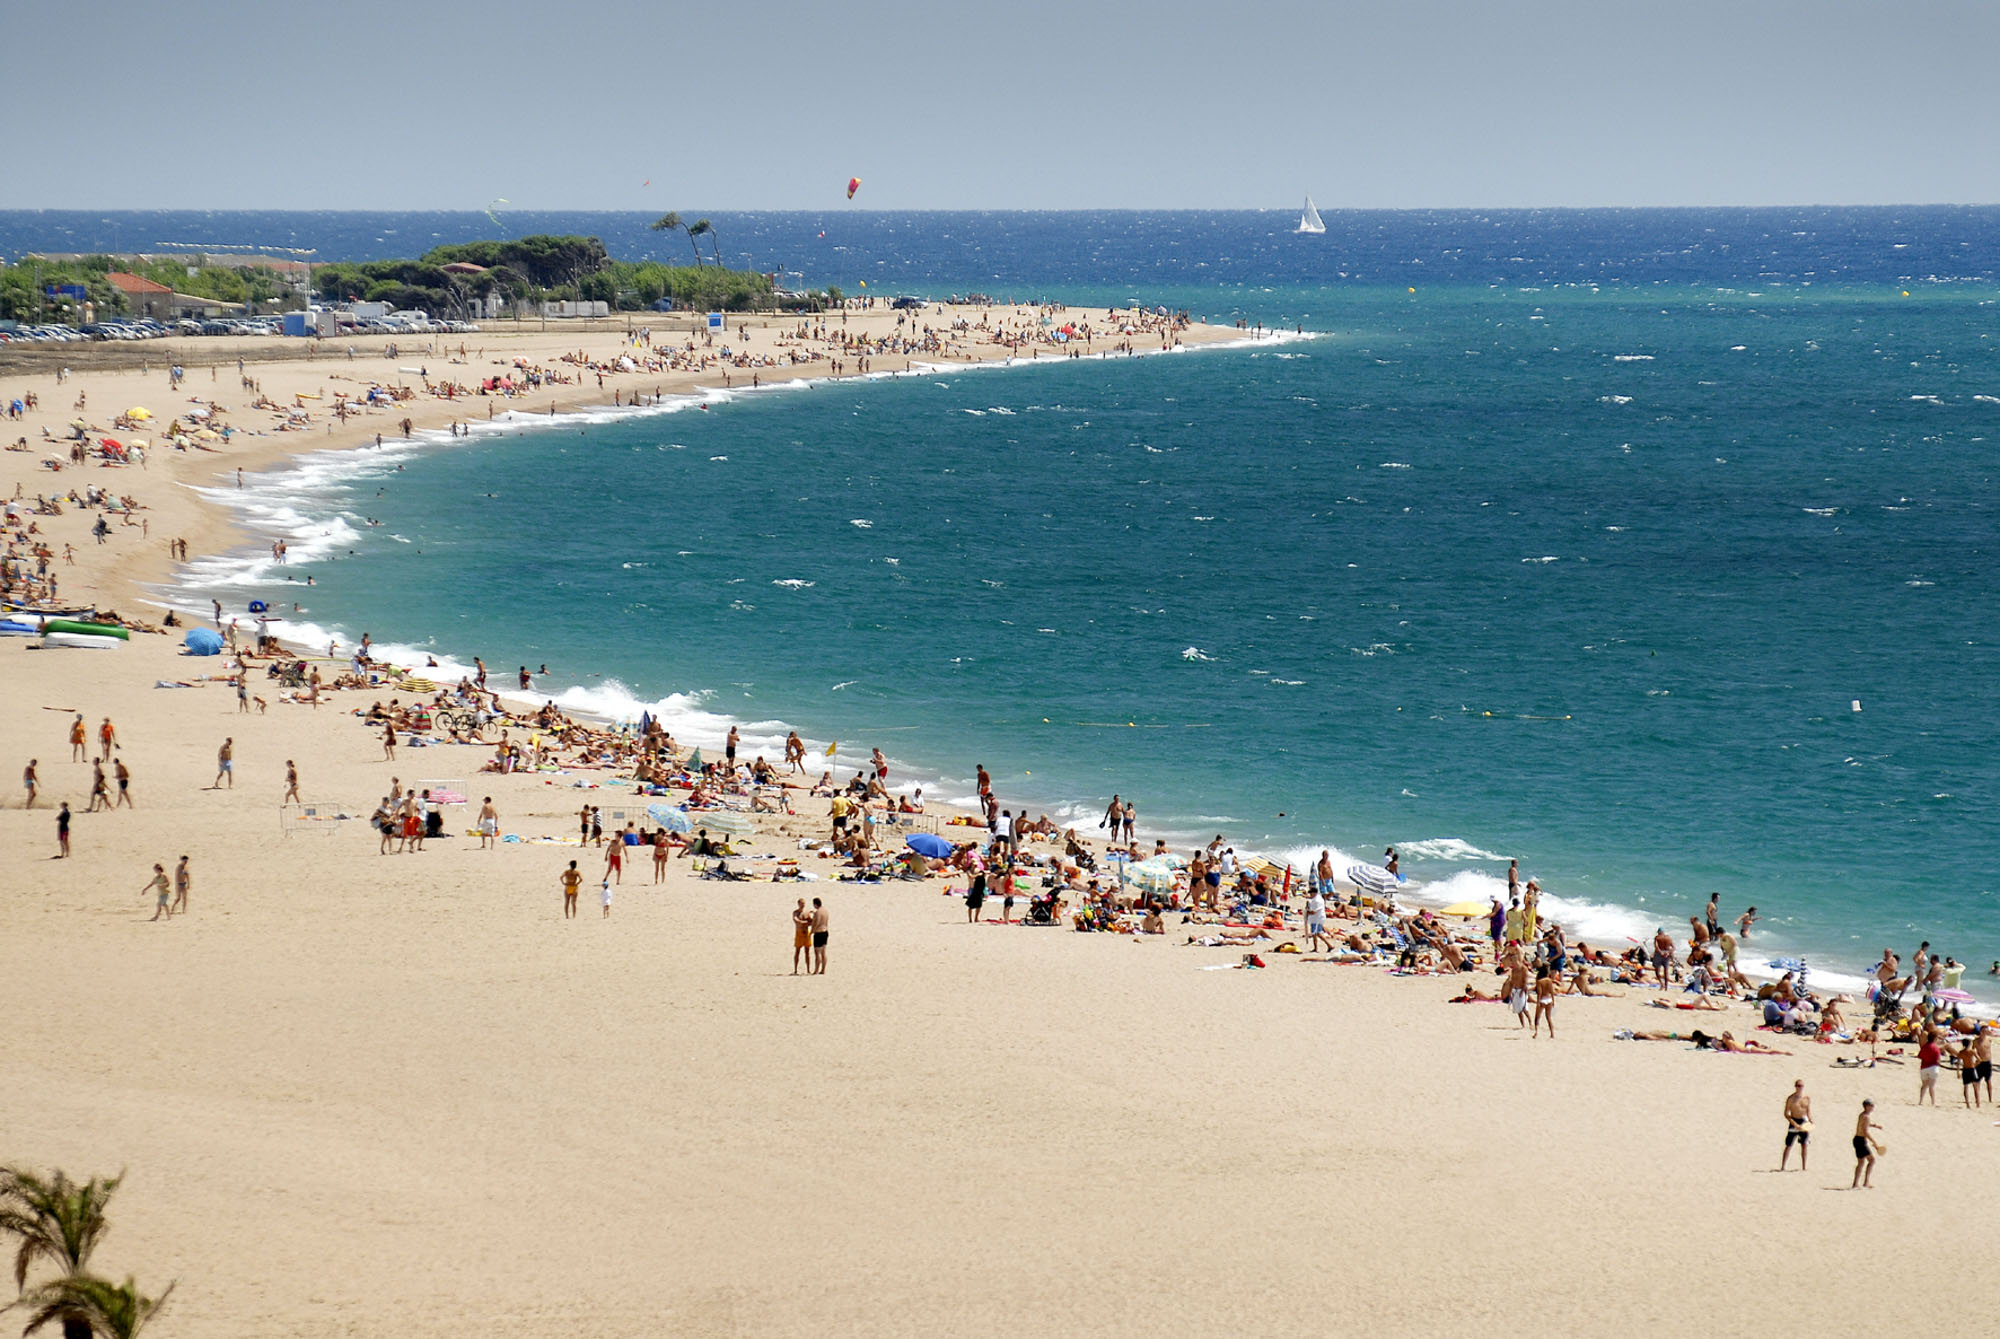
(183, 627, 223, 655)
(905, 832, 955, 859)
(647, 804, 692, 833)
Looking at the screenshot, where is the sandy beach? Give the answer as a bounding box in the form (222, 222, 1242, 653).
(4, 308, 1997, 1338)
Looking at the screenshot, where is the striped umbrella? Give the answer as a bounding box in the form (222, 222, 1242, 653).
(1347, 863, 1400, 897)
(696, 810, 755, 838)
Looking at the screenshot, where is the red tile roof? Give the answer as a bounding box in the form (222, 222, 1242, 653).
(106, 272, 174, 295)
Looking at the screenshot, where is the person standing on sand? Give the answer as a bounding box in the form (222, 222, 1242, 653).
(1851, 1101, 1883, 1188)
(785, 730, 806, 773)
(601, 879, 613, 918)
(1975, 1029, 1993, 1104)
(172, 856, 191, 916)
(69, 715, 86, 762)
(114, 758, 132, 809)
(213, 738, 234, 789)
(1506, 954, 1530, 1028)
(1916, 1031, 1942, 1106)
(1304, 884, 1331, 951)
(143, 863, 171, 921)
(1705, 893, 1722, 941)
(1957, 1039, 1982, 1109)
(382, 723, 397, 760)
(560, 861, 582, 919)
(55, 801, 70, 857)
(725, 726, 739, 770)
(1780, 1080, 1812, 1170)
(478, 797, 500, 850)
(810, 897, 829, 974)
(1122, 799, 1136, 844)
(1531, 964, 1557, 1037)
(1507, 859, 1519, 901)
(792, 898, 812, 973)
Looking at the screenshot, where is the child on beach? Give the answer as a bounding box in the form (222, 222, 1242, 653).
(1851, 1101, 1883, 1188)
(601, 880, 613, 918)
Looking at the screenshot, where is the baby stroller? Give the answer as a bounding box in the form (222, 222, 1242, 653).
(1025, 890, 1060, 925)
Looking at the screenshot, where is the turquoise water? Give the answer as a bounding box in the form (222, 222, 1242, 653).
(135, 210, 2000, 992)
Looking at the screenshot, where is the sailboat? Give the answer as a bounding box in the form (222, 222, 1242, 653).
(1297, 195, 1325, 235)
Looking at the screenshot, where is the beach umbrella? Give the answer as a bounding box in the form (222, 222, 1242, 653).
(1347, 863, 1400, 896)
(183, 627, 223, 655)
(128, 407, 151, 420)
(99, 437, 121, 449)
(1933, 988, 1975, 1004)
(646, 803, 692, 832)
(1439, 900, 1489, 918)
(1127, 857, 1178, 891)
(699, 810, 755, 838)
(905, 832, 955, 859)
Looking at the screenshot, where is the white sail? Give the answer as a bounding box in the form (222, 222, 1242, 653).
(1298, 196, 1325, 234)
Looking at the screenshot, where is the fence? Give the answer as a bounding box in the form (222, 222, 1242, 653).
(279, 801, 355, 838)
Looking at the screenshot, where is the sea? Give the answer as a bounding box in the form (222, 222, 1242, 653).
(7, 207, 1997, 995)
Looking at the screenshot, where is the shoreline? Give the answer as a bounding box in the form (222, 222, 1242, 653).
(56, 320, 1962, 1006)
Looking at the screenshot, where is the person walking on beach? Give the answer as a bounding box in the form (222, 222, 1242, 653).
(1304, 884, 1332, 952)
(1780, 1080, 1812, 1170)
(382, 723, 397, 760)
(172, 856, 191, 916)
(114, 757, 132, 808)
(810, 897, 829, 974)
(792, 898, 812, 972)
(23, 759, 39, 810)
(560, 861, 582, 919)
(212, 737, 234, 789)
(478, 797, 499, 850)
(69, 714, 87, 762)
(1121, 799, 1136, 844)
(1704, 893, 1721, 941)
(143, 863, 172, 921)
(785, 730, 806, 773)
(86, 759, 109, 812)
(55, 801, 70, 858)
(284, 760, 301, 805)
(1506, 954, 1530, 1029)
(1103, 794, 1122, 835)
(99, 717, 117, 756)
(1531, 964, 1557, 1037)
(601, 879, 613, 918)
(1851, 1101, 1883, 1188)
(604, 833, 623, 885)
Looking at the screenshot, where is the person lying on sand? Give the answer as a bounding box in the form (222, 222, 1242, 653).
(1650, 994, 1724, 1013)
(1563, 969, 1625, 998)
(1448, 987, 1502, 1003)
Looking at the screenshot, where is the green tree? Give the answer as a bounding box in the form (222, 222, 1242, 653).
(648, 211, 686, 265)
(687, 219, 713, 267)
(0, 1168, 122, 1339)
(16, 1275, 173, 1339)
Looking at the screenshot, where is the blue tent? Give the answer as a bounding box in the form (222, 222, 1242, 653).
(183, 627, 223, 655)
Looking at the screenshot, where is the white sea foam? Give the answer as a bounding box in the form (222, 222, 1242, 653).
(771, 579, 815, 589)
(1180, 647, 1213, 661)
(1612, 354, 1655, 362)
(1397, 837, 1509, 863)
(1599, 394, 1634, 405)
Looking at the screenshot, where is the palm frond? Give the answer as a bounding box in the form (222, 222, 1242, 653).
(17, 1274, 174, 1339)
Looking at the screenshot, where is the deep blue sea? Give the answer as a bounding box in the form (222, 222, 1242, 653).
(8, 208, 1996, 991)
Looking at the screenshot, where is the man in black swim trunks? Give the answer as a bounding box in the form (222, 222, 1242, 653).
(810, 897, 829, 975)
(1780, 1080, 1811, 1171)
(1851, 1101, 1882, 1189)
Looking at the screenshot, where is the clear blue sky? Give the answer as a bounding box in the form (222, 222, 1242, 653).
(9, 0, 1995, 210)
